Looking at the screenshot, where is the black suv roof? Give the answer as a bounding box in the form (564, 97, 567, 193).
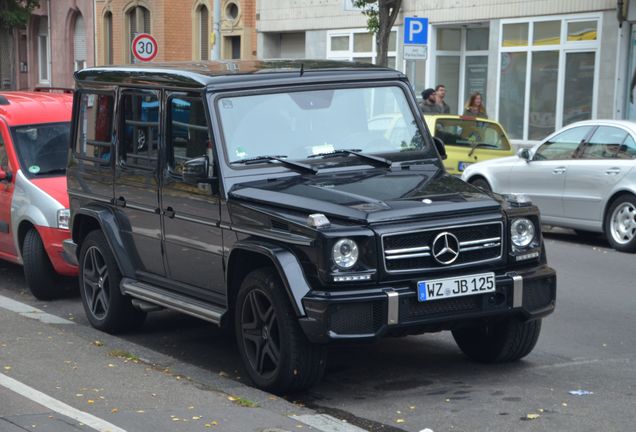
(74, 60, 405, 90)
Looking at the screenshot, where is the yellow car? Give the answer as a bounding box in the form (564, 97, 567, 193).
(424, 115, 515, 175)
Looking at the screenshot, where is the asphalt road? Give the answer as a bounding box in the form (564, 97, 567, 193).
(1, 229, 635, 432)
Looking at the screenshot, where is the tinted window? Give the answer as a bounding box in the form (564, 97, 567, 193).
(75, 92, 114, 161)
(11, 122, 69, 176)
(120, 93, 159, 170)
(533, 126, 591, 161)
(617, 135, 636, 159)
(580, 126, 628, 159)
(168, 95, 213, 176)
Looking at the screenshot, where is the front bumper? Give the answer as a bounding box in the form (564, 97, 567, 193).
(299, 264, 556, 343)
(38, 227, 78, 276)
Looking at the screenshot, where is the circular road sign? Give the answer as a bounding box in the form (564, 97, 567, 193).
(132, 33, 158, 62)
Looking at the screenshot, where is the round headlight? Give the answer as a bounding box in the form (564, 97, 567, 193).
(511, 218, 535, 247)
(332, 239, 359, 270)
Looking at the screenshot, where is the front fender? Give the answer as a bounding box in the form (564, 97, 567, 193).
(228, 239, 312, 316)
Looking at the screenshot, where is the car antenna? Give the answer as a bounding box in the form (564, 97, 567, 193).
(300, 63, 304, 77)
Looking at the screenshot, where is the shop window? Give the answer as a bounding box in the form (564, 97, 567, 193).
(533, 21, 560, 46)
(499, 52, 527, 140)
(327, 29, 397, 68)
(331, 36, 349, 51)
(502, 23, 528, 47)
(529, 51, 559, 140)
(567, 21, 597, 42)
(437, 28, 460, 51)
(466, 28, 489, 51)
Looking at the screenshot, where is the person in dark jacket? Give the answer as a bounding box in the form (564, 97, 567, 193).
(419, 88, 439, 114)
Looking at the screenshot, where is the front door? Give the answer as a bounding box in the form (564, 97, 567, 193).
(507, 125, 593, 220)
(161, 92, 224, 301)
(114, 89, 165, 276)
(0, 122, 17, 257)
(563, 126, 635, 223)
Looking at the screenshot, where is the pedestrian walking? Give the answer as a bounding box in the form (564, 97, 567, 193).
(435, 84, 451, 114)
(419, 88, 440, 114)
(463, 92, 488, 118)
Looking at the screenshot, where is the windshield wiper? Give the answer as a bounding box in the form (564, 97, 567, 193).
(308, 149, 392, 168)
(468, 142, 488, 157)
(231, 155, 317, 175)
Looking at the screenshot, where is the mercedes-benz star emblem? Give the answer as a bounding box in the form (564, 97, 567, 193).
(431, 232, 460, 265)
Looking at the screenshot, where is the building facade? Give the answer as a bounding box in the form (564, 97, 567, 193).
(258, 0, 629, 144)
(0, 0, 94, 90)
(94, 0, 257, 66)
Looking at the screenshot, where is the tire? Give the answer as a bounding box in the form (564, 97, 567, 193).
(452, 318, 542, 363)
(22, 228, 65, 300)
(79, 230, 145, 333)
(604, 194, 636, 253)
(469, 177, 492, 193)
(235, 268, 326, 394)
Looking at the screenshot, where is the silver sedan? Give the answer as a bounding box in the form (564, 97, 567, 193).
(461, 120, 636, 252)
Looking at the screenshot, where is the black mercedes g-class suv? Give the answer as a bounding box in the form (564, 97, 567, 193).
(64, 60, 556, 393)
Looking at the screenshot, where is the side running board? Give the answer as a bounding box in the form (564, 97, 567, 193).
(120, 278, 225, 325)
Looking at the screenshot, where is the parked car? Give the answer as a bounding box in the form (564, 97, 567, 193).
(461, 120, 636, 252)
(424, 115, 515, 175)
(64, 61, 556, 393)
(0, 91, 76, 299)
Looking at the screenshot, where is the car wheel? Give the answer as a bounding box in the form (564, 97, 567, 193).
(452, 318, 542, 363)
(79, 230, 145, 333)
(235, 268, 326, 394)
(605, 194, 636, 253)
(469, 177, 492, 192)
(22, 228, 65, 300)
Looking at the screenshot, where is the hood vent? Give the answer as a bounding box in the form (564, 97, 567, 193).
(271, 220, 290, 232)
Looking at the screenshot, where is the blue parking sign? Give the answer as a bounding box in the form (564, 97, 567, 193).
(404, 17, 428, 45)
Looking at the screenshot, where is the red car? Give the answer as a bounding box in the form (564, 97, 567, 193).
(0, 91, 77, 299)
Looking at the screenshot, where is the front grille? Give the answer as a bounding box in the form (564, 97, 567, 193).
(399, 295, 482, 322)
(383, 222, 503, 272)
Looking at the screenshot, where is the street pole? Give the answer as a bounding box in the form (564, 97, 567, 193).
(212, 0, 220, 60)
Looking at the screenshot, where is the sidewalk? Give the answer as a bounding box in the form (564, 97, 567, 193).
(0, 297, 362, 432)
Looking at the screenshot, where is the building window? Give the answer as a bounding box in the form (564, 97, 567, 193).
(37, 16, 49, 83)
(432, 26, 489, 115)
(104, 12, 113, 65)
(326, 28, 398, 69)
(497, 15, 600, 141)
(127, 6, 151, 63)
(73, 14, 87, 71)
(196, 5, 209, 60)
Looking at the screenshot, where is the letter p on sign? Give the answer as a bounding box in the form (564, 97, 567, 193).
(404, 17, 428, 45)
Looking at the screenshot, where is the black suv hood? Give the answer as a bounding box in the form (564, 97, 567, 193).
(229, 166, 501, 224)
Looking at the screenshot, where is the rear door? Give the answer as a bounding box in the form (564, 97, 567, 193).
(0, 121, 17, 256)
(114, 89, 165, 276)
(563, 126, 635, 223)
(506, 125, 593, 219)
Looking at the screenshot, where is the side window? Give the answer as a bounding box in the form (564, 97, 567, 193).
(580, 126, 628, 160)
(0, 129, 7, 169)
(617, 135, 636, 159)
(75, 92, 115, 162)
(167, 94, 213, 176)
(120, 92, 159, 170)
(534, 126, 591, 161)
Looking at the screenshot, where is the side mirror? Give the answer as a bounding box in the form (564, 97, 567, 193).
(182, 156, 210, 185)
(517, 148, 531, 162)
(433, 136, 447, 160)
(0, 167, 12, 182)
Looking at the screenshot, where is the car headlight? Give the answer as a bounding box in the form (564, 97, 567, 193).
(332, 238, 359, 270)
(57, 209, 70, 230)
(510, 218, 535, 247)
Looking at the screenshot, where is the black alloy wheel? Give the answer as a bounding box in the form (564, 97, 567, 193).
(240, 288, 281, 379)
(235, 268, 326, 394)
(79, 230, 145, 333)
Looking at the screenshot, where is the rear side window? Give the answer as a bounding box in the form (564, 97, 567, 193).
(119, 92, 159, 170)
(75, 92, 115, 163)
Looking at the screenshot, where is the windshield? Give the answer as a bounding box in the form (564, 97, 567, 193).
(433, 118, 511, 150)
(11, 122, 70, 176)
(217, 86, 427, 164)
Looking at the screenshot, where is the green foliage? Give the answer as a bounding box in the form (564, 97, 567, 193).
(353, 0, 379, 33)
(0, 0, 40, 29)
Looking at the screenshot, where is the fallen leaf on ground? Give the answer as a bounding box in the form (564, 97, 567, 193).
(525, 413, 540, 420)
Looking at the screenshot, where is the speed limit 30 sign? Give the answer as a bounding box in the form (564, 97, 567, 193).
(132, 33, 158, 62)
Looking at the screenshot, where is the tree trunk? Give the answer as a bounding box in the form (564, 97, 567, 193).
(375, 0, 402, 67)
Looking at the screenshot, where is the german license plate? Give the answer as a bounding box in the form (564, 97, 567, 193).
(417, 272, 495, 302)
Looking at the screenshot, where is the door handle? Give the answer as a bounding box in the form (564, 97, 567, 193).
(164, 207, 175, 218)
(114, 196, 126, 207)
(605, 167, 621, 175)
(553, 167, 566, 174)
